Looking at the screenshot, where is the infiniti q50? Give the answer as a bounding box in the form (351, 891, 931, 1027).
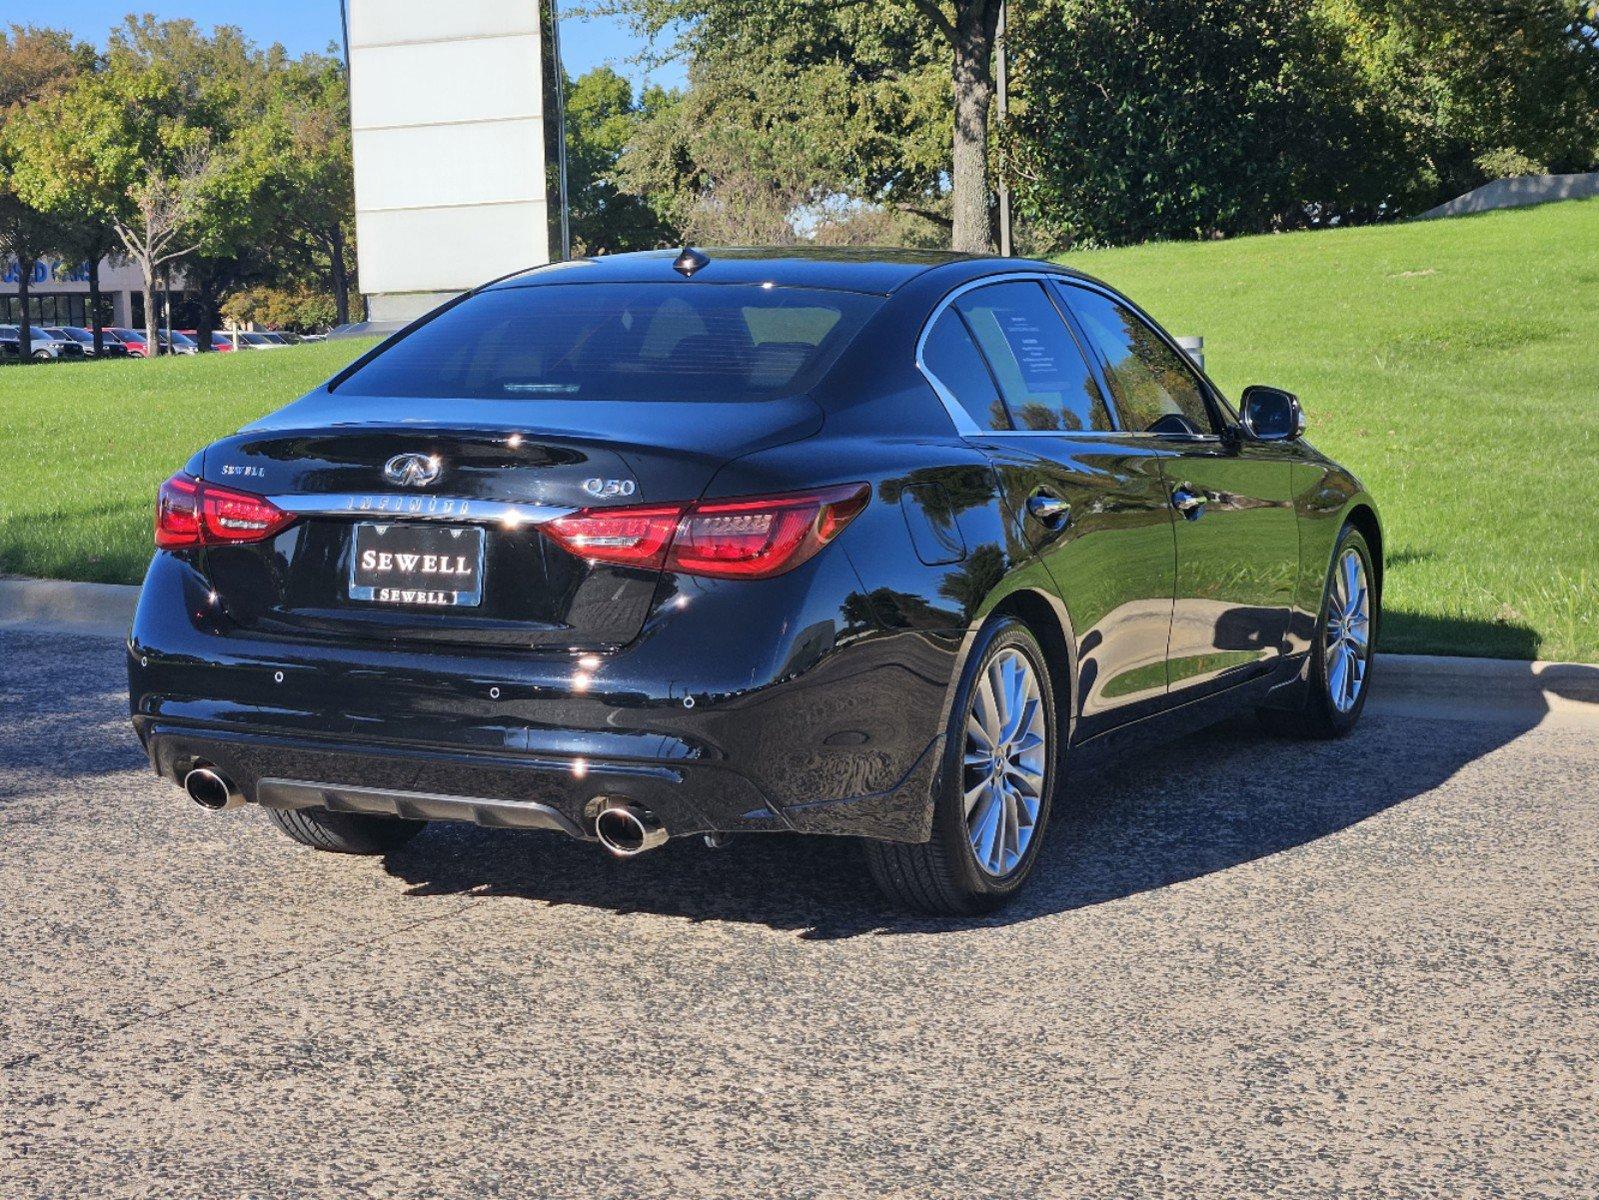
(128, 248, 1381, 914)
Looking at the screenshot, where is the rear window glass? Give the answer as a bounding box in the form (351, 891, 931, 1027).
(333, 283, 882, 401)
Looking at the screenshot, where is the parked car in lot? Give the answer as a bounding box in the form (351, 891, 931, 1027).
(129, 248, 1381, 914)
(0, 324, 85, 360)
(159, 330, 200, 355)
(109, 327, 153, 358)
(179, 330, 236, 353)
(44, 325, 131, 358)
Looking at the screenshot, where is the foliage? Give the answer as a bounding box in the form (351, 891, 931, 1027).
(1011, 0, 1599, 248)
(593, 0, 1001, 249)
(564, 67, 677, 254)
(1320, 1, 1599, 196)
(1, 18, 355, 344)
(1009, 0, 1417, 248)
(0, 25, 92, 354)
(220, 282, 337, 332)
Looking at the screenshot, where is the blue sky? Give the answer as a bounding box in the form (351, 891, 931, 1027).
(35, 2, 686, 89)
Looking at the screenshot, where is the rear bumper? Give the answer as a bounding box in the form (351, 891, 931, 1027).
(129, 551, 954, 843)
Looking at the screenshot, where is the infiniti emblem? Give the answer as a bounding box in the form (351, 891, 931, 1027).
(384, 453, 443, 488)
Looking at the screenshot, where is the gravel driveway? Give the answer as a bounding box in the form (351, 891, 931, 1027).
(3, 629, 1596, 1199)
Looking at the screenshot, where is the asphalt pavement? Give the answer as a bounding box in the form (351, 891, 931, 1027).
(2, 627, 1596, 1199)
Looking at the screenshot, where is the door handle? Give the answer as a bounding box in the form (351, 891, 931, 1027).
(1171, 485, 1206, 519)
(1026, 490, 1072, 528)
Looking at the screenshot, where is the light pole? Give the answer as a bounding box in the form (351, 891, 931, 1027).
(550, 0, 571, 260)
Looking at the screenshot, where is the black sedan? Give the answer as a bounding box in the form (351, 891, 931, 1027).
(128, 248, 1381, 913)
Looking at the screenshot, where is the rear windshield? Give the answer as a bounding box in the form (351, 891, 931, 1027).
(332, 283, 882, 401)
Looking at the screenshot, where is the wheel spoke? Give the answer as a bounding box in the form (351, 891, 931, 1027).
(1328, 644, 1350, 709)
(963, 776, 989, 817)
(969, 784, 1000, 850)
(1341, 552, 1360, 609)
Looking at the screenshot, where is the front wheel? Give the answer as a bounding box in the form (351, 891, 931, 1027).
(865, 616, 1059, 915)
(265, 806, 425, 855)
(1259, 523, 1377, 738)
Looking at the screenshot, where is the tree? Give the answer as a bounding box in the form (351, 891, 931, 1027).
(260, 52, 357, 325)
(565, 67, 677, 253)
(1323, 0, 1599, 197)
(1009, 0, 1418, 247)
(595, 0, 1005, 250)
(0, 25, 85, 361)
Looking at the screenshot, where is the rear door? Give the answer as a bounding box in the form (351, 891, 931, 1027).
(922, 279, 1177, 731)
(1057, 280, 1298, 696)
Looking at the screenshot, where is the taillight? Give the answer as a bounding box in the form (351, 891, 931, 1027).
(154, 472, 294, 549)
(545, 504, 685, 570)
(154, 474, 202, 548)
(544, 484, 869, 580)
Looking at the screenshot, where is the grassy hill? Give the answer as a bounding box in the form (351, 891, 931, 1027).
(1, 197, 1594, 659)
(0, 338, 376, 588)
(1062, 198, 1599, 661)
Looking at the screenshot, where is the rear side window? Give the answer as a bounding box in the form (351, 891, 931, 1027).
(952, 282, 1111, 433)
(333, 283, 881, 401)
(921, 308, 1010, 430)
(1060, 284, 1216, 436)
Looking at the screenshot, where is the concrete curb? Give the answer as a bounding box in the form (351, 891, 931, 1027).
(2, 575, 1595, 719)
(0, 577, 138, 640)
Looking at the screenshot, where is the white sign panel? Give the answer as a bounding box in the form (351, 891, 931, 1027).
(347, 0, 550, 323)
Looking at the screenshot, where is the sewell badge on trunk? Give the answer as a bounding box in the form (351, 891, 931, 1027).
(349, 522, 485, 607)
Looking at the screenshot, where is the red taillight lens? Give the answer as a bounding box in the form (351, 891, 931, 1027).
(155, 474, 202, 548)
(545, 504, 685, 570)
(154, 473, 294, 549)
(545, 484, 869, 580)
(200, 482, 294, 542)
(670, 485, 869, 578)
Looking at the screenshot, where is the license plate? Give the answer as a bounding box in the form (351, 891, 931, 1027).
(349, 522, 485, 607)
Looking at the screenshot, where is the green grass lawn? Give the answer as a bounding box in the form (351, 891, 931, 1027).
(1062, 197, 1599, 661)
(0, 339, 376, 587)
(1, 197, 1595, 659)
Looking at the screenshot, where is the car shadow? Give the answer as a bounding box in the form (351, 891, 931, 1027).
(382, 652, 1599, 939)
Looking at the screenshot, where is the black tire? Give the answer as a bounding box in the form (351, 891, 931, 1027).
(265, 806, 426, 855)
(865, 616, 1060, 915)
(1259, 523, 1377, 739)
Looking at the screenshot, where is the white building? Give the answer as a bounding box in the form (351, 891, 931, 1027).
(345, 0, 565, 327)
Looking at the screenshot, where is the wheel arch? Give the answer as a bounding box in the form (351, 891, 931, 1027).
(974, 585, 1079, 745)
(1343, 502, 1384, 604)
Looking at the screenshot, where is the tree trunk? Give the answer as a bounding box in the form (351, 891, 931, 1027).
(88, 257, 104, 356)
(329, 225, 351, 327)
(196, 279, 216, 353)
(950, 2, 1000, 254)
(141, 263, 160, 357)
(16, 254, 35, 364)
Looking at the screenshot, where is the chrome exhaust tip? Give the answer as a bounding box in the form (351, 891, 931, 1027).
(592, 799, 668, 857)
(184, 767, 243, 811)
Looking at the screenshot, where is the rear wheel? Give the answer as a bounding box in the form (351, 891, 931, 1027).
(865, 617, 1058, 915)
(265, 806, 425, 855)
(1259, 523, 1376, 739)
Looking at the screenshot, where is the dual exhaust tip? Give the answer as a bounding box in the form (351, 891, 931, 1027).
(591, 799, 668, 857)
(184, 769, 667, 857)
(183, 766, 244, 811)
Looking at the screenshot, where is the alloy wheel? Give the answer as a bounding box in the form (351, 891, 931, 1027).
(1324, 547, 1371, 713)
(962, 648, 1049, 877)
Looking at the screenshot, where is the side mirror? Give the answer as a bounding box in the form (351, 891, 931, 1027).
(1239, 385, 1306, 442)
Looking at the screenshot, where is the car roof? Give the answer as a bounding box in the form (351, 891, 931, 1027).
(484, 246, 1032, 297)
